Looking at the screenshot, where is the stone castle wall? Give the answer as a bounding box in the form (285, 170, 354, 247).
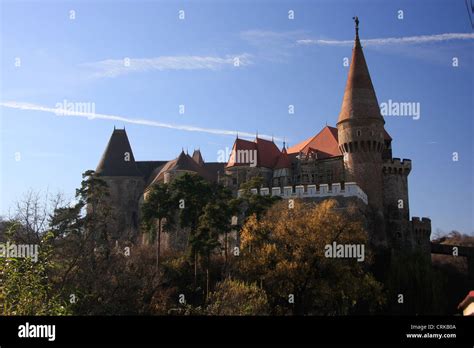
(382, 158, 412, 249)
(101, 176, 145, 241)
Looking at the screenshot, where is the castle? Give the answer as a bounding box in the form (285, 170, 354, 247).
(94, 19, 432, 254)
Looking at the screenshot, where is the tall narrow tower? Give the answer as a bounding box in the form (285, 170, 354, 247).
(337, 18, 387, 244)
(95, 128, 144, 240)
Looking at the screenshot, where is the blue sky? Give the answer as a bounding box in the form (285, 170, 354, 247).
(0, 0, 473, 235)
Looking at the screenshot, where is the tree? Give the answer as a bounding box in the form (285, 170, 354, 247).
(234, 176, 280, 220)
(238, 199, 385, 315)
(206, 278, 269, 315)
(0, 225, 69, 315)
(141, 183, 175, 271)
(48, 170, 123, 314)
(190, 184, 233, 297)
(170, 173, 213, 288)
(6, 190, 66, 244)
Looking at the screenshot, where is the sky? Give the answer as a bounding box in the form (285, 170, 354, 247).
(0, 0, 473, 235)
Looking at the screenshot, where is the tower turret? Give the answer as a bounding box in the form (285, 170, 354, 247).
(337, 17, 387, 245)
(95, 128, 144, 240)
(337, 17, 386, 211)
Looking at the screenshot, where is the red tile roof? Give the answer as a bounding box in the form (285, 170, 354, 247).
(256, 137, 281, 168)
(338, 29, 384, 125)
(287, 126, 341, 157)
(274, 147, 291, 169)
(226, 138, 257, 168)
(287, 125, 392, 159)
(226, 137, 281, 169)
(458, 291, 474, 311)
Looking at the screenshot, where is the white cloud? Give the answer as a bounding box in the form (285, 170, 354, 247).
(240, 30, 304, 43)
(297, 33, 474, 46)
(81, 54, 253, 78)
(0, 101, 281, 141)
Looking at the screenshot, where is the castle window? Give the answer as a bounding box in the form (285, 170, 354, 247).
(356, 130, 361, 136)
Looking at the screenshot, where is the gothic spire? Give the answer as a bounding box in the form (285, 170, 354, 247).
(337, 17, 384, 125)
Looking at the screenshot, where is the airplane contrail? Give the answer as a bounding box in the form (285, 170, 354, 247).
(0, 101, 282, 141)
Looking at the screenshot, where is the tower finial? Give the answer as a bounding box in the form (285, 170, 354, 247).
(352, 16, 360, 45)
(353, 16, 359, 33)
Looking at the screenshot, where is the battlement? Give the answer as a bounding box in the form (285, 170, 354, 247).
(238, 182, 368, 204)
(382, 158, 412, 175)
(411, 216, 431, 236)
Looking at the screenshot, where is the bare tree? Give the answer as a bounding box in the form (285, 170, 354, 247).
(7, 189, 67, 244)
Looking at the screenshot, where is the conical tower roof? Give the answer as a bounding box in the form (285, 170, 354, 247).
(337, 17, 384, 125)
(96, 128, 141, 176)
(192, 149, 204, 166)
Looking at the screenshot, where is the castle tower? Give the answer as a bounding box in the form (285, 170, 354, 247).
(192, 149, 204, 166)
(95, 128, 144, 240)
(337, 18, 387, 245)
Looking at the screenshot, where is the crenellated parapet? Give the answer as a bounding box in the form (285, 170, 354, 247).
(411, 216, 432, 252)
(411, 217, 431, 236)
(382, 158, 412, 175)
(238, 182, 368, 204)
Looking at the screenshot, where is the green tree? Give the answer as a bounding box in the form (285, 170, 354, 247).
(235, 176, 280, 220)
(0, 224, 69, 315)
(141, 183, 175, 271)
(49, 170, 120, 314)
(170, 173, 213, 288)
(193, 188, 232, 298)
